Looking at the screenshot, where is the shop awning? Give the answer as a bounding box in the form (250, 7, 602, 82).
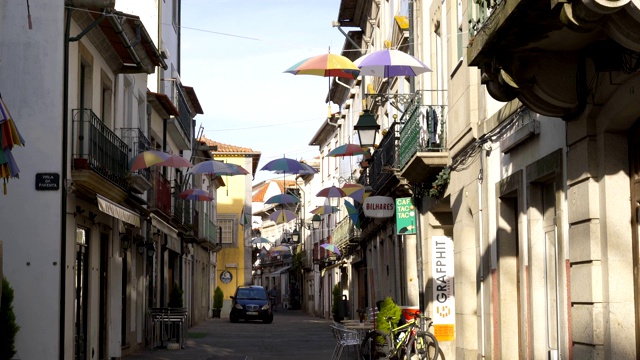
(269, 266, 292, 276)
(97, 194, 140, 227)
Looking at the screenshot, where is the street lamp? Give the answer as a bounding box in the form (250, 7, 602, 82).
(291, 228, 300, 243)
(354, 109, 380, 148)
(311, 214, 322, 229)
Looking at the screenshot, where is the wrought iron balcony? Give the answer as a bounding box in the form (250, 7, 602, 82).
(333, 217, 361, 252)
(367, 121, 400, 193)
(71, 109, 129, 190)
(467, 0, 640, 117)
(120, 127, 152, 193)
(148, 170, 172, 217)
(165, 81, 192, 150)
(397, 91, 448, 184)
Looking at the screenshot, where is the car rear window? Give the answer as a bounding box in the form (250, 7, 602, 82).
(237, 288, 267, 300)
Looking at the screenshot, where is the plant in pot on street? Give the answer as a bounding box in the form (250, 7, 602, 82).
(213, 286, 224, 318)
(0, 277, 20, 359)
(331, 284, 342, 322)
(168, 282, 184, 308)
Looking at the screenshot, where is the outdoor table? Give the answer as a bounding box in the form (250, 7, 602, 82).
(344, 322, 374, 342)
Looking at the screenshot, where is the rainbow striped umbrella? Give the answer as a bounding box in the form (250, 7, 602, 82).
(285, 53, 360, 80)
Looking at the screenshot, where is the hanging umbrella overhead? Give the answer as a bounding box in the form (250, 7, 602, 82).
(320, 243, 341, 256)
(273, 162, 317, 175)
(310, 205, 340, 215)
(316, 185, 347, 198)
(265, 193, 300, 205)
(354, 49, 431, 78)
(260, 157, 308, 174)
(271, 245, 291, 254)
(327, 143, 368, 157)
(284, 53, 360, 79)
(0, 96, 25, 193)
(129, 150, 171, 171)
(157, 154, 193, 168)
(191, 160, 249, 176)
(178, 188, 213, 201)
(341, 183, 367, 203)
(269, 209, 297, 224)
(250, 237, 274, 245)
(343, 200, 361, 229)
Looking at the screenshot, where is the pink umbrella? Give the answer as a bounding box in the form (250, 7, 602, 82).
(129, 150, 171, 171)
(178, 188, 213, 201)
(157, 154, 193, 168)
(327, 143, 368, 157)
(316, 185, 346, 198)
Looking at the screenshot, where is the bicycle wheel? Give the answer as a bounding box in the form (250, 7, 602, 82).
(406, 331, 439, 360)
(360, 329, 392, 360)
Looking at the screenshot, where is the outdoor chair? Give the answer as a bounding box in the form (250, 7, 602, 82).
(330, 325, 361, 360)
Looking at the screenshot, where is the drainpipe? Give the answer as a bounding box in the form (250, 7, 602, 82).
(478, 150, 486, 358)
(414, 186, 425, 330)
(62, 3, 112, 358)
(409, 0, 415, 94)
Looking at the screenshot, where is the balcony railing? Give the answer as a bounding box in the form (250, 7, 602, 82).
(368, 121, 400, 192)
(333, 217, 361, 251)
(205, 219, 218, 245)
(398, 100, 447, 170)
(72, 109, 130, 189)
(148, 170, 172, 217)
(173, 195, 193, 226)
(168, 82, 193, 138)
(120, 127, 152, 182)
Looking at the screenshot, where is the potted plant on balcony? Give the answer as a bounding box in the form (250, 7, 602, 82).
(212, 286, 223, 318)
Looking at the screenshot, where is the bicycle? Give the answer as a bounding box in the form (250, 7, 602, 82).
(360, 313, 439, 360)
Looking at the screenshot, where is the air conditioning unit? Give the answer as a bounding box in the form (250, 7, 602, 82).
(160, 42, 170, 59)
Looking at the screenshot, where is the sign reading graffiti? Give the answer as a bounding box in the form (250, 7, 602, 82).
(432, 235, 455, 341)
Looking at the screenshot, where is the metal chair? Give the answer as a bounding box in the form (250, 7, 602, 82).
(331, 325, 361, 359)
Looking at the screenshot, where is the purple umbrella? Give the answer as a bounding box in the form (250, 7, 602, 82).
(178, 188, 213, 201)
(327, 143, 368, 157)
(321, 243, 341, 256)
(191, 160, 249, 176)
(261, 157, 309, 174)
(316, 185, 347, 198)
(354, 49, 431, 78)
(269, 209, 297, 224)
(265, 193, 300, 205)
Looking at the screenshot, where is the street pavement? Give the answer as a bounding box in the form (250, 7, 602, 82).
(123, 310, 354, 360)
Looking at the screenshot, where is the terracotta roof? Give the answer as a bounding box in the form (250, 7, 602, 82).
(199, 136, 255, 153)
(275, 179, 297, 193)
(253, 183, 269, 202)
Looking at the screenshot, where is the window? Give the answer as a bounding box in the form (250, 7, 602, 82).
(219, 217, 237, 244)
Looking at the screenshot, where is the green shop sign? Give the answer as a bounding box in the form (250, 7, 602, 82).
(395, 197, 416, 235)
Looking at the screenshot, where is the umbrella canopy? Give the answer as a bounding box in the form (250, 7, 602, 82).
(310, 205, 340, 215)
(320, 243, 341, 256)
(271, 245, 291, 253)
(265, 193, 300, 205)
(341, 183, 367, 203)
(191, 160, 249, 176)
(128, 150, 171, 171)
(354, 49, 432, 78)
(157, 154, 193, 168)
(261, 157, 308, 174)
(316, 185, 347, 198)
(273, 162, 318, 175)
(284, 53, 360, 79)
(343, 200, 361, 229)
(250, 237, 273, 245)
(178, 188, 213, 201)
(0, 96, 25, 191)
(269, 209, 297, 224)
(328, 143, 368, 157)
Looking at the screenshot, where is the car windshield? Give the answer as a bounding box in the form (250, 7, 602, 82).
(236, 289, 267, 300)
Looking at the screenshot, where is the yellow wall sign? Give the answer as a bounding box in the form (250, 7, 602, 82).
(432, 236, 455, 341)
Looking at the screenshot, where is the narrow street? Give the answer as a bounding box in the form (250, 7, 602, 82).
(124, 310, 347, 360)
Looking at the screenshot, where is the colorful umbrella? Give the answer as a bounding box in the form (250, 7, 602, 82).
(261, 157, 308, 174)
(191, 160, 249, 176)
(316, 185, 347, 198)
(250, 237, 273, 245)
(265, 193, 300, 205)
(310, 205, 340, 215)
(0, 96, 25, 193)
(328, 143, 368, 157)
(343, 200, 361, 229)
(178, 188, 213, 201)
(273, 162, 317, 175)
(354, 49, 432, 78)
(320, 243, 341, 256)
(269, 209, 297, 224)
(129, 150, 171, 171)
(284, 53, 360, 80)
(271, 245, 291, 254)
(157, 154, 193, 168)
(341, 183, 367, 203)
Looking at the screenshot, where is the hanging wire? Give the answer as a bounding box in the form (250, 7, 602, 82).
(26, 0, 32, 29)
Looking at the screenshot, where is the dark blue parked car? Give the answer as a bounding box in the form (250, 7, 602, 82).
(229, 285, 273, 324)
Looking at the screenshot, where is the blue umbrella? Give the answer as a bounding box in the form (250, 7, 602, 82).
(344, 200, 360, 229)
(265, 193, 300, 205)
(261, 157, 308, 174)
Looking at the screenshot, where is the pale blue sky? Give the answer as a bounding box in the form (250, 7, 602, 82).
(181, 0, 346, 183)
